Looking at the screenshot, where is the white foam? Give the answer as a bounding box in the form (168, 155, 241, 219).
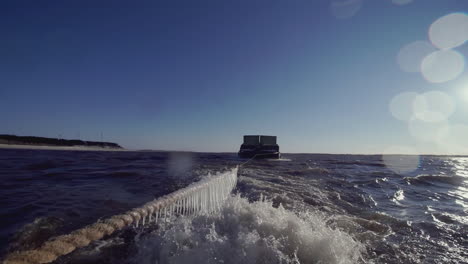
(268, 158, 292, 162)
(131, 195, 363, 264)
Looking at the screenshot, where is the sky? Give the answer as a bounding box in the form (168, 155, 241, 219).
(1, 0, 468, 154)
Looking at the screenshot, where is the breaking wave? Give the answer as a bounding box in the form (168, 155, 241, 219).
(131, 195, 364, 264)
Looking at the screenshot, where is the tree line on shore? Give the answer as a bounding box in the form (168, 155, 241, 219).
(0, 134, 122, 148)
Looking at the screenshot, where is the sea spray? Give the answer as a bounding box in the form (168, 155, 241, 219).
(131, 195, 364, 264)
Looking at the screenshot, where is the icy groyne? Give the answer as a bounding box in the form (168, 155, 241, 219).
(3, 167, 238, 264)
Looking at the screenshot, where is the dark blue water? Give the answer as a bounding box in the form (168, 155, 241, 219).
(0, 149, 467, 263)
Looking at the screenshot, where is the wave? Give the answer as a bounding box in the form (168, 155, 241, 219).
(327, 160, 385, 168)
(130, 195, 363, 264)
(23, 160, 58, 170)
(405, 174, 466, 186)
(287, 167, 330, 176)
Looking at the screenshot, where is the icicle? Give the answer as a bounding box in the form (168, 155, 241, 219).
(180, 198, 183, 215)
(149, 207, 153, 223)
(179, 198, 182, 215)
(177, 199, 181, 215)
(130, 168, 238, 224)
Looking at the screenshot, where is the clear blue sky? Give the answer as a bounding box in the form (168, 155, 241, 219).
(1, 0, 467, 153)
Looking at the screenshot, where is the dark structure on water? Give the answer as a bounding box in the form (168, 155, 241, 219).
(238, 135, 280, 159)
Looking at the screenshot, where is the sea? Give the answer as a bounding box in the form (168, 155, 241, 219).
(0, 149, 467, 264)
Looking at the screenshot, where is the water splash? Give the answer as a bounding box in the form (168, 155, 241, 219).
(131, 195, 364, 264)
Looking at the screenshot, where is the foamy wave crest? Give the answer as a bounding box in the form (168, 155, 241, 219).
(131, 195, 364, 264)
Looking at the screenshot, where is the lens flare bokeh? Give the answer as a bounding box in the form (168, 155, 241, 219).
(382, 146, 420, 175)
(412, 91, 455, 123)
(392, 0, 413, 6)
(429, 12, 468, 50)
(330, 0, 363, 19)
(421, 49, 465, 83)
(389, 91, 419, 121)
(397, 41, 436, 73)
(408, 118, 449, 142)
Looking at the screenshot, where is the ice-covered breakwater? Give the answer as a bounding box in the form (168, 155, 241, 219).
(3, 167, 238, 264)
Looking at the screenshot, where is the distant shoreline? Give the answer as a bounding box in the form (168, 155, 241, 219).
(0, 134, 124, 151)
(0, 144, 127, 151)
